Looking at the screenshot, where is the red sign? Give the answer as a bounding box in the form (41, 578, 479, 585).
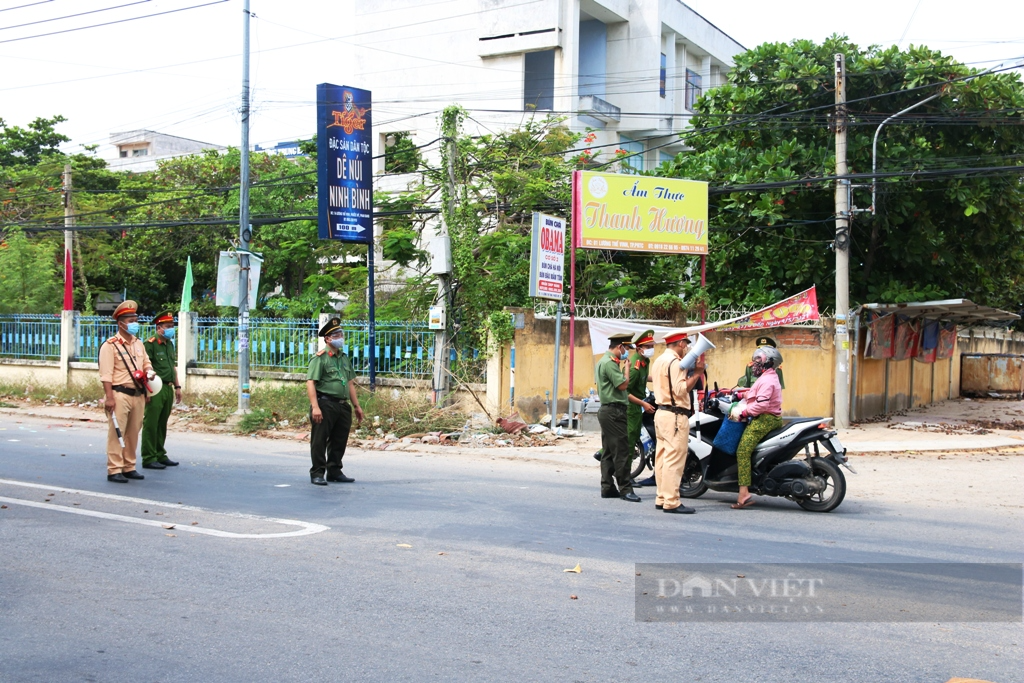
(717, 287, 821, 331)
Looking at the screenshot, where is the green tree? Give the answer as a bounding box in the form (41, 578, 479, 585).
(0, 228, 59, 313)
(664, 36, 1024, 311)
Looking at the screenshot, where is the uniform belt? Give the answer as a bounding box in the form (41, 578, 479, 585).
(113, 385, 144, 397)
(600, 402, 627, 409)
(658, 405, 689, 415)
(316, 393, 348, 404)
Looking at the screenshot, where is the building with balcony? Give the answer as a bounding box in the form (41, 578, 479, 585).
(346, 0, 744, 173)
(105, 130, 225, 172)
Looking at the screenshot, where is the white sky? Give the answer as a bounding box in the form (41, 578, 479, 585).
(1, 0, 1021, 156)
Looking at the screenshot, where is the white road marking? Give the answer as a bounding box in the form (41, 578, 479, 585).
(0, 478, 328, 539)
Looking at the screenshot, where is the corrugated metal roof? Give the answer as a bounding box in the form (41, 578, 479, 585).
(862, 299, 1020, 324)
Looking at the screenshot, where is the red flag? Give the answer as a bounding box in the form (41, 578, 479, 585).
(62, 247, 74, 311)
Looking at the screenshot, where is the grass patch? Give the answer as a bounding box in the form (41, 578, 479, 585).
(0, 381, 103, 405)
(0, 378, 471, 437)
(224, 382, 469, 436)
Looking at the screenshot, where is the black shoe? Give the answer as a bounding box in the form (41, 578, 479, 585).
(655, 504, 663, 510)
(142, 461, 166, 470)
(122, 470, 144, 480)
(637, 476, 657, 487)
(107, 473, 128, 483)
(592, 450, 603, 462)
(663, 505, 696, 514)
(159, 459, 179, 467)
(600, 490, 620, 499)
(620, 492, 641, 503)
(311, 476, 327, 486)
(326, 474, 354, 483)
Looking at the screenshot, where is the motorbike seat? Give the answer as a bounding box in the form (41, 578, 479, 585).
(760, 417, 823, 442)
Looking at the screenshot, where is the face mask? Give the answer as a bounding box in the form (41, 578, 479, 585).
(125, 322, 141, 336)
(619, 347, 630, 360)
(751, 360, 766, 378)
(162, 327, 176, 340)
(641, 348, 654, 359)
(328, 337, 345, 349)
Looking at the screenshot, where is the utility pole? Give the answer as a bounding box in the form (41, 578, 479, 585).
(62, 164, 73, 311)
(237, 0, 252, 414)
(833, 53, 851, 429)
(432, 135, 455, 405)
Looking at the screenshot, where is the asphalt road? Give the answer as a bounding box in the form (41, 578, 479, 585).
(0, 413, 1021, 683)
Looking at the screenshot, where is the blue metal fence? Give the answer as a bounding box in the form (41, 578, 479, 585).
(0, 314, 61, 361)
(194, 317, 444, 377)
(0, 314, 482, 381)
(196, 317, 319, 372)
(77, 315, 155, 363)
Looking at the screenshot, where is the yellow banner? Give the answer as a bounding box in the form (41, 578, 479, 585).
(572, 171, 708, 254)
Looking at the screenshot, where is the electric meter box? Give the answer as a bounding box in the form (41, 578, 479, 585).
(428, 305, 446, 330)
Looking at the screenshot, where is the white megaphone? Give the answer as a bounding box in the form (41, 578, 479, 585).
(679, 333, 715, 370)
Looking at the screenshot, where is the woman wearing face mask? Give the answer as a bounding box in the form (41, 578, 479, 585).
(625, 330, 656, 485)
(730, 346, 784, 509)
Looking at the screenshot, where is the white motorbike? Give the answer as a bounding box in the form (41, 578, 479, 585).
(681, 386, 855, 512)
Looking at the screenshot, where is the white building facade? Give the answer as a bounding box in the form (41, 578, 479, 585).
(104, 130, 225, 172)
(345, 0, 744, 173)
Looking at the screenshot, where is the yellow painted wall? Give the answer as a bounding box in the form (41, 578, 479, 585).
(505, 310, 837, 422)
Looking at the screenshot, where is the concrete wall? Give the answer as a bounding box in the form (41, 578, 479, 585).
(504, 309, 837, 423)
(0, 359, 63, 387)
(502, 312, 1013, 423)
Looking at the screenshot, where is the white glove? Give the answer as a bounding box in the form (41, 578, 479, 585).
(147, 370, 155, 380)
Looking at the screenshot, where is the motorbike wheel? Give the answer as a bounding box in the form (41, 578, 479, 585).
(679, 450, 708, 498)
(796, 457, 846, 512)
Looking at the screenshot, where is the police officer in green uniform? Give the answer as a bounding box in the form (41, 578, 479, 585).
(627, 330, 657, 487)
(141, 312, 181, 469)
(597, 331, 640, 502)
(306, 317, 364, 486)
(737, 336, 786, 389)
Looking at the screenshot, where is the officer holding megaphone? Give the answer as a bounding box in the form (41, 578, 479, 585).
(98, 300, 154, 483)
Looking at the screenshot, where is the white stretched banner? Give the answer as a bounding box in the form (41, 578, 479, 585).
(586, 319, 677, 357)
(215, 251, 263, 307)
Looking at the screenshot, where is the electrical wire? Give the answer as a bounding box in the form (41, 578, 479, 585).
(0, 0, 227, 45)
(0, 0, 150, 32)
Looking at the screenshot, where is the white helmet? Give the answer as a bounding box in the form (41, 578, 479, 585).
(752, 345, 783, 370)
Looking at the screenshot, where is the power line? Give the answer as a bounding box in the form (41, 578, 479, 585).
(0, 0, 227, 45)
(0, 0, 54, 13)
(0, 0, 150, 32)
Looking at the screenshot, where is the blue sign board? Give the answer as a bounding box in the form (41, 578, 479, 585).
(317, 83, 372, 243)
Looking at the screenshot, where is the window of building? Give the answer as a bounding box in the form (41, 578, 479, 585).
(685, 69, 702, 111)
(131, 148, 149, 157)
(619, 135, 644, 172)
(524, 49, 555, 111)
(578, 20, 607, 98)
(119, 150, 128, 158)
(660, 53, 667, 98)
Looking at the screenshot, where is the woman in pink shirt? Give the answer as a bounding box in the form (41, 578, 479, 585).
(731, 346, 784, 509)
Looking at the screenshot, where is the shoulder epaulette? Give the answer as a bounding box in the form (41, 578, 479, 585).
(146, 337, 156, 343)
(105, 336, 120, 344)
(315, 349, 326, 356)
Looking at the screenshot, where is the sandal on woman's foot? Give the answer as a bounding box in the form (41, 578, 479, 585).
(731, 498, 755, 509)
